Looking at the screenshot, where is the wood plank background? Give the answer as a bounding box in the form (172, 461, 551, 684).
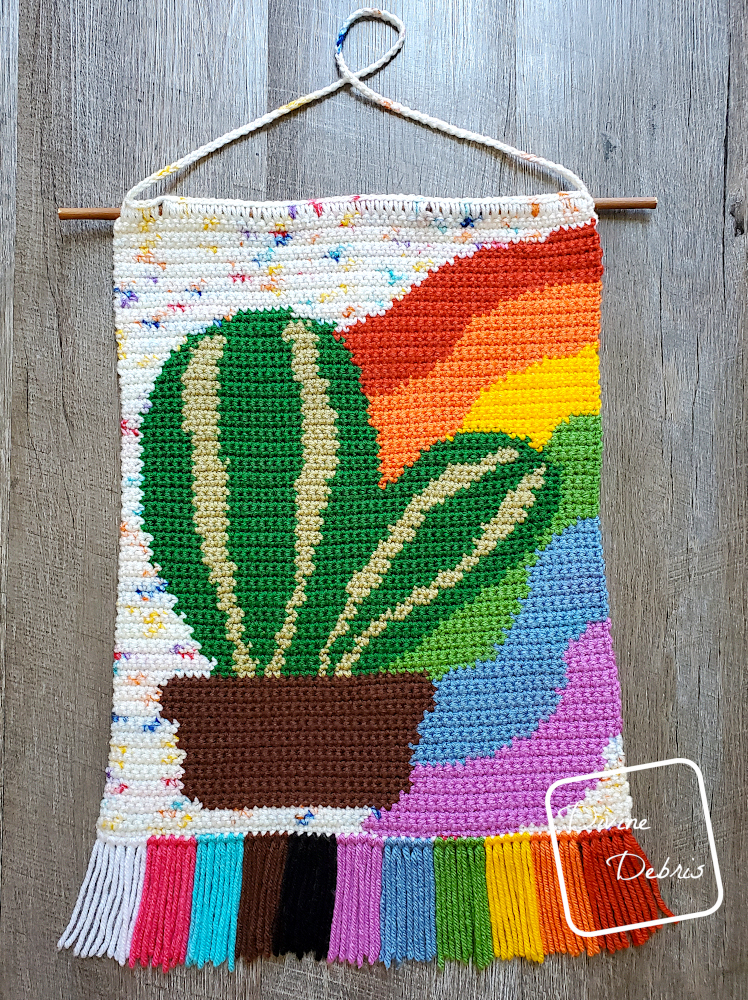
(1, 0, 746, 997)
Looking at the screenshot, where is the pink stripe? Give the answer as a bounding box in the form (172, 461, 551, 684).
(136, 838, 167, 967)
(328, 836, 383, 967)
(328, 836, 350, 963)
(152, 838, 176, 967)
(367, 838, 383, 964)
(150, 840, 171, 966)
(173, 839, 197, 968)
(128, 837, 157, 967)
(163, 842, 184, 971)
(159, 839, 183, 970)
(355, 838, 368, 966)
(128, 836, 196, 970)
(343, 839, 358, 963)
(366, 619, 622, 837)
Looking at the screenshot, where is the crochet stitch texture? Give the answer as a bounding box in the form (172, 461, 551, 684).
(59, 191, 673, 970)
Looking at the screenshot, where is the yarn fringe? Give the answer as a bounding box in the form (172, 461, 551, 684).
(57, 840, 146, 964)
(328, 834, 383, 967)
(380, 838, 437, 966)
(128, 835, 196, 970)
(59, 828, 673, 970)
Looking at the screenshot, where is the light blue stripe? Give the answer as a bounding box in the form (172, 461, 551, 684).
(208, 838, 225, 964)
(197, 837, 215, 967)
(404, 842, 413, 960)
(395, 843, 406, 962)
(185, 834, 244, 969)
(414, 518, 611, 764)
(412, 841, 424, 961)
(211, 838, 230, 964)
(227, 837, 244, 970)
(380, 839, 437, 966)
(424, 841, 437, 961)
(380, 840, 394, 967)
(186, 836, 208, 967)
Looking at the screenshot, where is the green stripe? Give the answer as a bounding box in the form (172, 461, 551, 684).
(385, 564, 530, 679)
(543, 413, 602, 533)
(434, 838, 494, 969)
(470, 840, 495, 969)
(217, 311, 304, 671)
(433, 838, 449, 967)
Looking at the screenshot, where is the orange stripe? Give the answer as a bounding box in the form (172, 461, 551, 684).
(559, 834, 600, 956)
(531, 835, 579, 955)
(370, 280, 602, 484)
(340, 222, 604, 397)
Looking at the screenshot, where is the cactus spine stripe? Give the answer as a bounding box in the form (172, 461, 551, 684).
(266, 321, 341, 677)
(181, 334, 258, 677)
(333, 465, 546, 676)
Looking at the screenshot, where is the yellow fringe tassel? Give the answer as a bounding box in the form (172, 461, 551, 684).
(485, 833, 544, 962)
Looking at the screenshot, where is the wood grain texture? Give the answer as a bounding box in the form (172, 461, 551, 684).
(1, 0, 746, 998)
(0, 0, 18, 897)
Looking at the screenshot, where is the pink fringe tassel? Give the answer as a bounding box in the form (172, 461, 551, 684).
(328, 834, 383, 967)
(128, 836, 196, 970)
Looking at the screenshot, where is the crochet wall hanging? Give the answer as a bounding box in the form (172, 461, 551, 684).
(59, 7, 672, 972)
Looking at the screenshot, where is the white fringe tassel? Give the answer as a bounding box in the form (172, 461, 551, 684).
(58, 840, 147, 964)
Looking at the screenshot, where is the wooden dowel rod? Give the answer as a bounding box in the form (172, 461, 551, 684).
(594, 197, 657, 210)
(58, 197, 656, 221)
(59, 207, 122, 220)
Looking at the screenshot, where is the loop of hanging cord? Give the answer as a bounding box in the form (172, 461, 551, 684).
(124, 9, 405, 207)
(335, 18, 591, 200)
(123, 7, 591, 208)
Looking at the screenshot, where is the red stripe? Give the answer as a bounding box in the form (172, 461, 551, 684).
(338, 223, 603, 397)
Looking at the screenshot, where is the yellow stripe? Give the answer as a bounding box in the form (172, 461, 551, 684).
(485, 834, 544, 962)
(486, 839, 512, 959)
(519, 836, 545, 961)
(458, 343, 600, 449)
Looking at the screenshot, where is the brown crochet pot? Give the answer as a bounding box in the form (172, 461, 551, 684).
(159, 672, 435, 811)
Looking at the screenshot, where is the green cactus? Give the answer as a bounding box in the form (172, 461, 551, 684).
(140, 308, 563, 679)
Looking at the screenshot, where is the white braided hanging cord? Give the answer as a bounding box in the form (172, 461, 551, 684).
(123, 7, 592, 209)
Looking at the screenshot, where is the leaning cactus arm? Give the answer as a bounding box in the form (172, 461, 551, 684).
(330, 465, 546, 676)
(317, 447, 520, 675)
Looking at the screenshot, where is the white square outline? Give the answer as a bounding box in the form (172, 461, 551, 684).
(544, 757, 723, 937)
